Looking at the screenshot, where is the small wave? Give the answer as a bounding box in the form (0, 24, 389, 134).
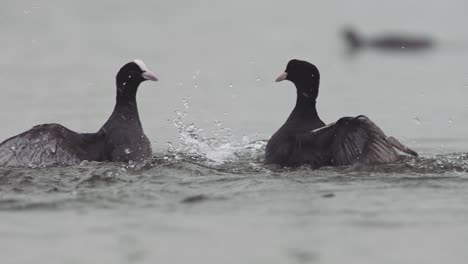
(180, 194, 227, 204)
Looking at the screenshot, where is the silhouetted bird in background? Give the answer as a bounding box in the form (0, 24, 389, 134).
(343, 27, 434, 53)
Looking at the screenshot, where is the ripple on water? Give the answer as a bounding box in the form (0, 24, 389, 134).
(0, 134, 468, 211)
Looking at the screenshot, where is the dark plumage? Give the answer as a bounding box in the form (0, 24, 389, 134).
(265, 59, 417, 168)
(0, 59, 158, 167)
(343, 27, 434, 52)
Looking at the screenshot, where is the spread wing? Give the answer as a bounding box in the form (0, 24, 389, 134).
(0, 124, 90, 167)
(312, 115, 417, 166)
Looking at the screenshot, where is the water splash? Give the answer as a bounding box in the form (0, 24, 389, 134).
(168, 98, 266, 168)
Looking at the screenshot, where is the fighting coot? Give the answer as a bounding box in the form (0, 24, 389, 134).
(0, 59, 158, 167)
(265, 59, 417, 168)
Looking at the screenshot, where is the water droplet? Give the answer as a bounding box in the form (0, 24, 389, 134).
(182, 98, 189, 109)
(124, 148, 131, 154)
(192, 70, 200, 79)
(413, 117, 422, 125)
(256, 76, 262, 82)
(229, 83, 234, 88)
(194, 83, 198, 88)
(448, 117, 454, 124)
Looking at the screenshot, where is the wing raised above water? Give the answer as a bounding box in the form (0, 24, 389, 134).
(0, 124, 96, 167)
(311, 115, 418, 166)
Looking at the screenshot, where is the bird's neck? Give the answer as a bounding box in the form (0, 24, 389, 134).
(110, 83, 142, 126)
(288, 80, 321, 122)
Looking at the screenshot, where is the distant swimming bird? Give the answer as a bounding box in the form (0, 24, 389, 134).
(343, 27, 434, 52)
(0, 59, 158, 167)
(265, 59, 417, 168)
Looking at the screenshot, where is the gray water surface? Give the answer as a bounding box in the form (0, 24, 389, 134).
(1, 153, 468, 264)
(1, 0, 468, 263)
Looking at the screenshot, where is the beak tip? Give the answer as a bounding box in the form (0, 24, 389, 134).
(142, 71, 158, 81)
(275, 72, 288, 82)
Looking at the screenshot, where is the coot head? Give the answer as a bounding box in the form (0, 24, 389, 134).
(342, 27, 362, 49)
(275, 59, 320, 84)
(116, 59, 158, 87)
(275, 59, 320, 99)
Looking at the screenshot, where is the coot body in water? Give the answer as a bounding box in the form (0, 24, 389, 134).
(265, 59, 417, 168)
(343, 27, 434, 52)
(0, 59, 158, 167)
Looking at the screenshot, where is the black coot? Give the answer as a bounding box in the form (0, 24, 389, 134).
(343, 27, 434, 52)
(265, 59, 418, 168)
(0, 59, 158, 167)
